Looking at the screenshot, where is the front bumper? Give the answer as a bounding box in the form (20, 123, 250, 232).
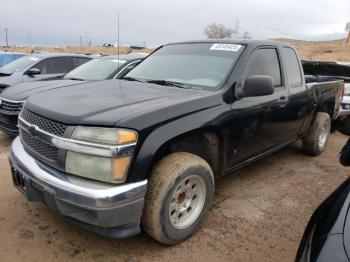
(9, 137, 147, 238)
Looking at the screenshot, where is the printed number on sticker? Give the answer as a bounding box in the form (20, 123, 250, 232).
(210, 44, 241, 52)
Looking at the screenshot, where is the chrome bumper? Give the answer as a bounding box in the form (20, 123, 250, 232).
(9, 137, 147, 238)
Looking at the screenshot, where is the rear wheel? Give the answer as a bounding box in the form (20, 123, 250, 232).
(142, 152, 214, 245)
(303, 112, 331, 156)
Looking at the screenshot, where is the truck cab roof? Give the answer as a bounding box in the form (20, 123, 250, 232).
(166, 39, 295, 48)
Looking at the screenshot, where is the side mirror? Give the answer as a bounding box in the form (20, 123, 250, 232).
(241, 75, 274, 97)
(26, 68, 41, 76)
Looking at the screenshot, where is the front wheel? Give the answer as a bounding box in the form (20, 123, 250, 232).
(303, 112, 331, 156)
(142, 152, 214, 245)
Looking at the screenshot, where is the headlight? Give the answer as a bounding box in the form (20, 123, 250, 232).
(65, 127, 137, 184)
(72, 126, 137, 145)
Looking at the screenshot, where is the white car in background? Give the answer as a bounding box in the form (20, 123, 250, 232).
(334, 62, 350, 133)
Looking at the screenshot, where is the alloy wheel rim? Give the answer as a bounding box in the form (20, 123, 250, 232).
(168, 175, 206, 229)
(318, 121, 330, 149)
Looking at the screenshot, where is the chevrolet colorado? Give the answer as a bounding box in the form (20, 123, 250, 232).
(9, 40, 344, 244)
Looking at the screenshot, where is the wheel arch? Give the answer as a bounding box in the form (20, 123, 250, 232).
(150, 129, 223, 177)
(128, 123, 226, 183)
(319, 100, 335, 118)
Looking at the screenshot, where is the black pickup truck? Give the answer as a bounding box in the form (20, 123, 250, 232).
(9, 40, 344, 244)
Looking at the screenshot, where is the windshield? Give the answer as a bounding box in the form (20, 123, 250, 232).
(125, 43, 244, 89)
(0, 54, 25, 67)
(64, 58, 127, 81)
(1, 56, 40, 72)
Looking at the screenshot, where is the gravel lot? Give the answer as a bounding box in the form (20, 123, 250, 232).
(0, 132, 349, 262)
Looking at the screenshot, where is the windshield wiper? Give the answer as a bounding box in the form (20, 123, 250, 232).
(146, 79, 190, 89)
(122, 76, 146, 83)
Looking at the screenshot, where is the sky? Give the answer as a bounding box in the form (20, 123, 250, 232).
(0, 0, 349, 47)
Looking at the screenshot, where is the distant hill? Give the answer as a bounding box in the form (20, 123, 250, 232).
(1, 38, 349, 62)
(0, 46, 153, 56)
(272, 38, 350, 61)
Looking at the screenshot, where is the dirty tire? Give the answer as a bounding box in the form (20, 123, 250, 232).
(142, 152, 214, 245)
(303, 112, 331, 156)
(338, 117, 350, 135)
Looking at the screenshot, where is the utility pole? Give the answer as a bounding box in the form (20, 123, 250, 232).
(80, 35, 83, 47)
(117, 11, 120, 64)
(85, 32, 88, 46)
(5, 28, 9, 48)
(346, 23, 350, 44)
(234, 17, 239, 40)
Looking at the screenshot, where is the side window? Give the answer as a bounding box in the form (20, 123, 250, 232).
(282, 47, 303, 87)
(34, 57, 75, 74)
(246, 48, 282, 87)
(72, 57, 90, 68)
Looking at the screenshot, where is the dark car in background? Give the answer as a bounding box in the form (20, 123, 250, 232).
(0, 53, 91, 93)
(0, 52, 26, 67)
(296, 178, 350, 261)
(0, 53, 146, 136)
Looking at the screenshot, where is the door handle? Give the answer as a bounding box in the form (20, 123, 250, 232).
(278, 96, 289, 107)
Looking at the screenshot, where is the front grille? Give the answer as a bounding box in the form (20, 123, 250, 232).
(0, 120, 17, 130)
(21, 130, 59, 161)
(21, 109, 67, 137)
(19, 109, 69, 164)
(0, 99, 23, 113)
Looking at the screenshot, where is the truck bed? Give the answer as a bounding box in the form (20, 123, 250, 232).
(306, 80, 344, 119)
(302, 60, 345, 119)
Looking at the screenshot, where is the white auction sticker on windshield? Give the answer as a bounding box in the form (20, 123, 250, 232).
(210, 44, 242, 52)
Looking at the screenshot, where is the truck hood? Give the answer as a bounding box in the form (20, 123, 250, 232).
(0, 79, 87, 101)
(0, 69, 13, 76)
(26, 79, 219, 129)
(0, 72, 22, 87)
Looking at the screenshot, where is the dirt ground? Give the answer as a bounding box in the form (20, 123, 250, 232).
(0, 131, 349, 262)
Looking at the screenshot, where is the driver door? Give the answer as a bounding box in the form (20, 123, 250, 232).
(226, 47, 289, 167)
